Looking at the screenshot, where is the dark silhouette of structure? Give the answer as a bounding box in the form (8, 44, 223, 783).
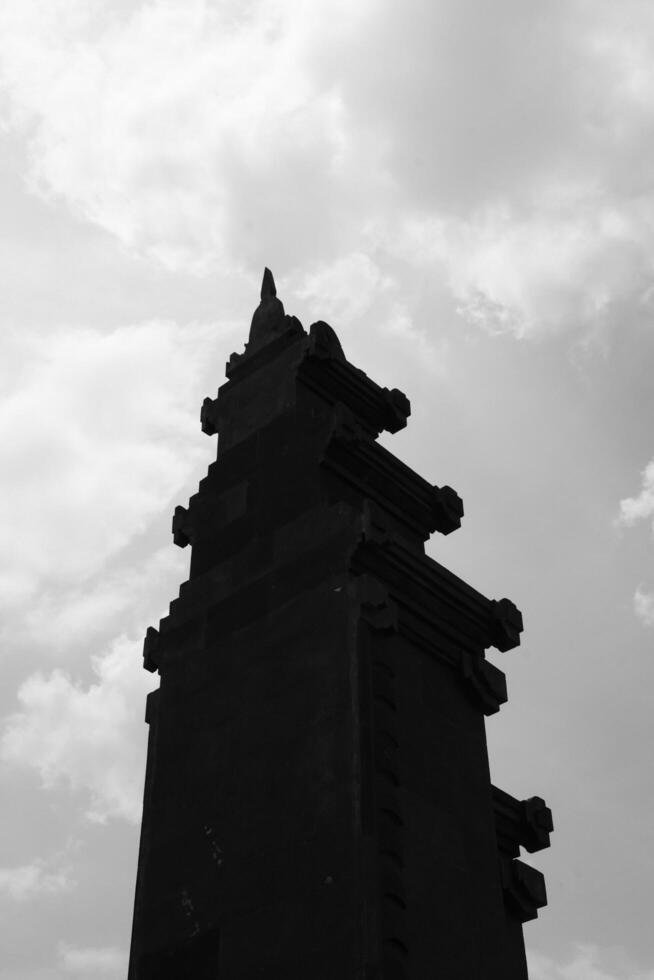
(128, 270, 553, 979)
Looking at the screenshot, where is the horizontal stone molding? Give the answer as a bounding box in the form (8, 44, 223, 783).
(301, 329, 410, 437)
(323, 407, 462, 540)
(353, 523, 523, 655)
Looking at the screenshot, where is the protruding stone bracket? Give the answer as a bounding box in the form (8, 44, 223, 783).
(492, 784, 553, 859)
(200, 396, 219, 436)
(489, 597, 523, 651)
(308, 320, 346, 361)
(357, 574, 399, 634)
(460, 651, 508, 715)
(143, 626, 160, 674)
(381, 387, 411, 433)
(431, 485, 464, 535)
(172, 505, 192, 548)
(144, 688, 160, 724)
(501, 857, 547, 922)
(522, 797, 554, 853)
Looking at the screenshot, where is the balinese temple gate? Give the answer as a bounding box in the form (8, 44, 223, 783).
(128, 270, 553, 979)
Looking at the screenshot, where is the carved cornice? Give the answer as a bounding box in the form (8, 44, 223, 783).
(323, 406, 463, 540)
(146, 496, 521, 689)
(225, 319, 305, 382)
(300, 324, 411, 437)
(354, 506, 523, 655)
(208, 319, 412, 442)
(355, 573, 508, 714)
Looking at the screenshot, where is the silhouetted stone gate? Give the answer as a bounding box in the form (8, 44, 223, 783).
(128, 270, 552, 979)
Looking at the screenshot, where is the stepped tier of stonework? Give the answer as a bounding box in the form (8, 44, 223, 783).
(128, 270, 553, 980)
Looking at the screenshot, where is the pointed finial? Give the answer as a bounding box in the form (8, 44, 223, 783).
(247, 266, 285, 352)
(261, 267, 277, 300)
(241, 265, 303, 360)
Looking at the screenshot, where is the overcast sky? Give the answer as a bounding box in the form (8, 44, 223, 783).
(1, 2, 654, 977)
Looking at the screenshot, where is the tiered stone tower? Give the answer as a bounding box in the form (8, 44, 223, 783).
(128, 270, 552, 979)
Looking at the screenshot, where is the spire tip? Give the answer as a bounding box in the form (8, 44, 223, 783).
(261, 267, 276, 300)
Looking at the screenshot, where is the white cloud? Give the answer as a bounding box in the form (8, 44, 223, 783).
(0, 320, 218, 607)
(618, 461, 654, 531)
(617, 465, 654, 628)
(529, 944, 654, 980)
(4, 546, 184, 659)
(290, 253, 449, 372)
(58, 943, 127, 977)
(0, 0, 377, 274)
(432, 197, 650, 339)
(295, 252, 392, 324)
(0, 1, 653, 336)
(634, 586, 654, 627)
(2, 635, 155, 823)
(0, 967, 60, 980)
(0, 859, 73, 902)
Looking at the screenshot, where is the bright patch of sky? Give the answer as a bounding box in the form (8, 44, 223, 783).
(0, 1, 653, 975)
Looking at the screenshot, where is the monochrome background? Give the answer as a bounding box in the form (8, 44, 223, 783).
(1, 2, 653, 977)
